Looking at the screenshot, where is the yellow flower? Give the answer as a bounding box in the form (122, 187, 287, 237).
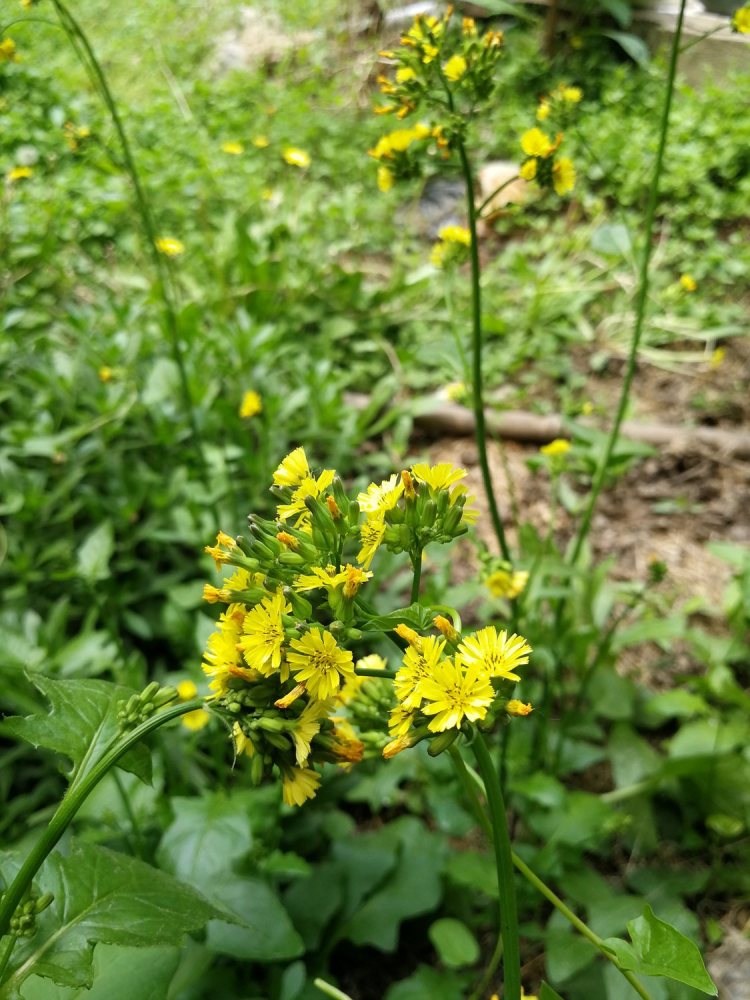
(277, 469, 336, 526)
(202, 603, 256, 695)
(252, 135, 270, 148)
(388, 703, 415, 737)
(445, 381, 466, 402)
(343, 565, 371, 598)
(411, 462, 467, 491)
(581, 400, 593, 416)
(0, 38, 18, 62)
(438, 224, 471, 246)
(536, 100, 550, 122)
(204, 530, 237, 570)
(552, 157, 575, 195)
(443, 54, 467, 82)
(221, 140, 244, 155)
(540, 438, 571, 457)
(396, 66, 417, 83)
(561, 85, 582, 103)
(520, 128, 556, 158)
(368, 124, 430, 160)
(394, 635, 446, 709)
(462, 16, 477, 36)
(377, 165, 394, 192)
(283, 147, 310, 168)
(458, 625, 532, 682)
(290, 699, 332, 765)
(434, 615, 459, 642)
(520, 159, 537, 181)
(430, 242, 449, 268)
(485, 569, 529, 600)
(732, 6, 750, 32)
(357, 474, 404, 516)
(383, 734, 413, 758)
(710, 346, 725, 369)
(679, 273, 697, 292)
(273, 446, 310, 488)
(420, 657, 494, 732)
(155, 237, 185, 257)
(177, 679, 209, 731)
(238, 589, 291, 677)
(282, 766, 321, 806)
(288, 628, 355, 700)
(239, 389, 263, 418)
(232, 722, 255, 758)
(358, 517, 386, 569)
(7, 165, 32, 182)
(507, 699, 533, 717)
(394, 623, 423, 649)
(177, 679, 199, 700)
(98, 366, 114, 383)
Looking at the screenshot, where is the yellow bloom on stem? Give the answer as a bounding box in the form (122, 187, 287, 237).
(358, 517, 386, 569)
(277, 469, 336, 525)
(394, 635, 446, 709)
(443, 54, 467, 82)
(177, 680, 210, 731)
(680, 273, 697, 292)
(232, 722, 255, 758)
(202, 603, 255, 695)
(434, 615, 459, 643)
(438, 224, 471, 246)
(155, 237, 185, 257)
(420, 657, 494, 732)
(204, 530, 237, 570)
(357, 474, 404, 516)
(412, 462, 467, 492)
(221, 140, 244, 155)
(552, 156, 575, 195)
(0, 38, 18, 61)
(507, 699, 533, 717)
(282, 766, 321, 806)
(273, 446, 310, 488)
(98, 366, 114, 383)
(377, 165, 394, 192)
(732, 6, 750, 32)
(238, 589, 291, 676)
(536, 100, 550, 122)
(394, 623, 423, 649)
(343, 565, 371, 598)
(289, 699, 332, 765)
(540, 438, 570, 457)
(485, 568, 529, 600)
(458, 625, 532, 682)
(8, 165, 32, 182)
(239, 389, 262, 418)
(462, 16, 477, 35)
(388, 703, 415, 738)
(561, 85, 582, 103)
(252, 135, 270, 148)
(288, 628, 354, 700)
(710, 346, 725, 369)
(383, 734, 413, 758)
(396, 66, 417, 83)
(521, 128, 555, 158)
(520, 159, 537, 181)
(283, 147, 310, 168)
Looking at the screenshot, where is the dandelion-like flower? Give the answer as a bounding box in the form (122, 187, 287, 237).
(239, 389, 262, 418)
(282, 766, 321, 806)
(155, 237, 185, 257)
(277, 470, 335, 526)
(357, 474, 404, 516)
(287, 628, 354, 700)
(283, 147, 311, 168)
(238, 589, 291, 676)
(458, 625, 532, 682)
(394, 635, 446, 709)
(273, 446, 310, 488)
(420, 657, 494, 732)
(358, 517, 385, 569)
(485, 569, 529, 600)
(412, 462, 467, 491)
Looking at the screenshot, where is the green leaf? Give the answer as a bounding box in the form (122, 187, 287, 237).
(428, 918, 479, 969)
(284, 862, 345, 950)
(76, 521, 114, 583)
(205, 874, 304, 962)
(598, 0, 632, 27)
(540, 984, 566, 1000)
(546, 925, 598, 982)
(384, 965, 465, 1000)
(443, 851, 498, 899)
(6, 842, 222, 994)
(2, 676, 151, 784)
(602, 906, 717, 994)
(599, 30, 650, 66)
(359, 602, 436, 633)
(20, 943, 180, 1000)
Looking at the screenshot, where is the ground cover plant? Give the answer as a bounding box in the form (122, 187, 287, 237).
(2, 0, 750, 998)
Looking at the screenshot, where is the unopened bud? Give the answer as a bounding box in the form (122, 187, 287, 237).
(394, 623, 423, 650)
(276, 531, 299, 550)
(383, 735, 412, 759)
(326, 496, 342, 521)
(506, 699, 533, 717)
(427, 729, 459, 756)
(401, 469, 416, 499)
(433, 615, 459, 643)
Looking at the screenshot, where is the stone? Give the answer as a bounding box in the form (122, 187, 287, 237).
(213, 7, 317, 74)
(708, 930, 750, 1000)
(477, 160, 532, 215)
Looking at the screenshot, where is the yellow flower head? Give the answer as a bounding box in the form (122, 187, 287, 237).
(420, 656, 494, 732)
(383, 734, 413, 758)
(388, 703, 416, 737)
(485, 569, 529, 600)
(540, 438, 571, 458)
(732, 6, 750, 32)
(394, 635, 446, 709)
(287, 628, 354, 700)
(507, 699, 533, 717)
(443, 54, 467, 82)
(203, 583, 231, 604)
(98, 366, 114, 383)
(520, 159, 537, 182)
(155, 237, 185, 257)
(411, 462, 467, 492)
(277, 469, 336, 526)
(679, 273, 697, 293)
(282, 766, 321, 806)
(458, 625, 532, 682)
(358, 517, 385, 569)
(252, 135, 270, 148)
(710, 346, 725, 369)
(536, 100, 551, 122)
(273, 446, 310, 488)
(396, 66, 417, 83)
(394, 623, 423, 650)
(237, 589, 291, 677)
(462, 16, 477, 36)
(552, 156, 575, 196)
(221, 141, 244, 155)
(8, 165, 32, 182)
(283, 147, 310, 168)
(204, 530, 237, 570)
(343, 565, 372, 599)
(561, 85, 582, 103)
(239, 389, 262, 418)
(202, 603, 256, 695)
(0, 38, 18, 62)
(289, 699, 332, 766)
(438, 224, 471, 246)
(181, 708, 210, 731)
(433, 615, 459, 643)
(357, 474, 404, 517)
(520, 128, 558, 158)
(377, 165, 395, 192)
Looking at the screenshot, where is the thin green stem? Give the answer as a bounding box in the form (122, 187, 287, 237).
(679, 24, 723, 54)
(0, 699, 203, 940)
(0, 935, 18, 984)
(112, 769, 145, 859)
(410, 551, 423, 604)
(477, 173, 521, 217)
(568, 0, 688, 568)
(457, 138, 512, 562)
(313, 979, 355, 1000)
(469, 928, 503, 1000)
(50, 0, 212, 491)
(472, 732, 521, 1000)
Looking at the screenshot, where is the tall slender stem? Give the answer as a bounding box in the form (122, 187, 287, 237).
(472, 731, 521, 1000)
(410, 551, 423, 604)
(0, 699, 203, 940)
(457, 139, 512, 562)
(0, 936, 17, 984)
(568, 0, 687, 568)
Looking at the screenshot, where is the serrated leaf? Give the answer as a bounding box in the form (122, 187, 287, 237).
(5, 842, 223, 994)
(359, 603, 436, 633)
(428, 918, 479, 969)
(602, 906, 717, 994)
(76, 522, 114, 583)
(2, 676, 151, 784)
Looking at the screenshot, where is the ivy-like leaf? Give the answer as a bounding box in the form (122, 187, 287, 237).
(602, 905, 718, 995)
(4, 841, 225, 995)
(2, 676, 150, 784)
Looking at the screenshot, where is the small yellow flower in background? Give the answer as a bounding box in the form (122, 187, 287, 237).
(239, 389, 263, 419)
(396, 66, 416, 83)
(177, 679, 210, 731)
(732, 6, 750, 32)
(7, 165, 32, 182)
(462, 16, 477, 36)
(443, 54, 467, 82)
(0, 38, 19, 62)
(536, 100, 550, 122)
(98, 366, 114, 383)
(710, 346, 726, 369)
(445, 381, 466, 403)
(438, 224, 471, 246)
(507, 699, 533, 717)
(540, 438, 571, 457)
(420, 657, 494, 732)
(561, 85, 582, 103)
(377, 165, 394, 192)
(581, 400, 594, 416)
(552, 157, 575, 195)
(155, 237, 185, 257)
(261, 187, 276, 201)
(519, 159, 537, 181)
(282, 766, 321, 806)
(283, 147, 310, 168)
(221, 140, 244, 155)
(252, 135, 270, 148)
(521, 128, 556, 158)
(485, 568, 529, 600)
(679, 273, 697, 292)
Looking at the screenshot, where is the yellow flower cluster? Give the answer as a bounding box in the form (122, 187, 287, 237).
(0, 38, 19, 62)
(430, 224, 471, 268)
(519, 128, 575, 197)
(732, 5, 750, 32)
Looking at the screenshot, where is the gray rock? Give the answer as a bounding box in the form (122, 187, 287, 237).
(708, 930, 750, 1000)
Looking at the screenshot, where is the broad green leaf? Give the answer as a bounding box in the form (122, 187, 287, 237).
(602, 906, 717, 995)
(540, 984, 566, 1000)
(2, 676, 151, 784)
(443, 851, 498, 899)
(76, 521, 114, 583)
(598, 0, 632, 27)
(205, 874, 304, 961)
(156, 792, 254, 894)
(20, 943, 180, 1000)
(546, 926, 598, 982)
(359, 602, 436, 633)
(5, 841, 223, 994)
(284, 862, 345, 950)
(428, 918, 479, 969)
(599, 30, 650, 65)
(384, 964, 465, 1000)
